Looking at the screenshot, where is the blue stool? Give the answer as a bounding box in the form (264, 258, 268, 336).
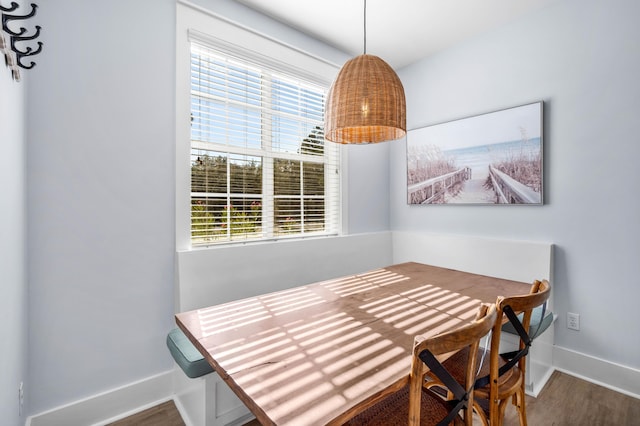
(166, 328, 214, 378)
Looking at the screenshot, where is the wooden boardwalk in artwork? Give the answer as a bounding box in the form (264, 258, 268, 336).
(408, 166, 541, 205)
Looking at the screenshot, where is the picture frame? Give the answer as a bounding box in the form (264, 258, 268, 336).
(407, 101, 543, 205)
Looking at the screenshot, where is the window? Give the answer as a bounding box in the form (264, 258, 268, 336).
(188, 43, 340, 246)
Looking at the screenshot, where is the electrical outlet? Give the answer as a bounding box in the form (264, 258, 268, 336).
(567, 312, 580, 331)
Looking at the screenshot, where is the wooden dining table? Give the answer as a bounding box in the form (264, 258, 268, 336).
(175, 262, 532, 425)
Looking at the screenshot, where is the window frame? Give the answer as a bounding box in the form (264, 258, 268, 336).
(176, 2, 345, 250)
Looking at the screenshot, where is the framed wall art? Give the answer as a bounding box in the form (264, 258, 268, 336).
(407, 101, 543, 205)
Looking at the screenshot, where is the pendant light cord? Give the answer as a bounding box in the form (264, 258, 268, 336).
(363, 0, 367, 54)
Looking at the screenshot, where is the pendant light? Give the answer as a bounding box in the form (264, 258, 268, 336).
(325, 0, 406, 144)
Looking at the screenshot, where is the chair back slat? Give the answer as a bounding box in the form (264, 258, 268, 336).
(499, 280, 550, 320)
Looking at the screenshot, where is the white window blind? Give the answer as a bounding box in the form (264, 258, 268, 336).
(189, 43, 340, 246)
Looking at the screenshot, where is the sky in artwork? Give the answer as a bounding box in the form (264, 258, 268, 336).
(409, 102, 542, 151)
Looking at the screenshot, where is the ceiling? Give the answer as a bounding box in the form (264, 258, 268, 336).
(235, 0, 559, 69)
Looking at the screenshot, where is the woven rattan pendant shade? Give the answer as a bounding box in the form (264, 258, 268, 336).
(325, 54, 406, 144)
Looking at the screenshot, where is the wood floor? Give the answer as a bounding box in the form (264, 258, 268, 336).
(107, 400, 185, 426)
(109, 371, 640, 425)
(501, 371, 640, 425)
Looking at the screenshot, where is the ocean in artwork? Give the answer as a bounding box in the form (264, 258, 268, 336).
(444, 137, 541, 178)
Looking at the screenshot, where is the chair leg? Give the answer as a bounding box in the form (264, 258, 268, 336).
(495, 399, 509, 426)
(473, 400, 489, 426)
(515, 388, 528, 426)
(487, 399, 503, 426)
(489, 398, 499, 426)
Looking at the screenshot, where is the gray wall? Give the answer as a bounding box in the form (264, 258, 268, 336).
(26, 0, 176, 414)
(345, 143, 391, 233)
(24, 0, 365, 416)
(1, 48, 28, 426)
(393, 0, 640, 370)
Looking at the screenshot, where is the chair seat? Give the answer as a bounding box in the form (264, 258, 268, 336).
(166, 328, 214, 378)
(501, 305, 553, 340)
(342, 384, 463, 426)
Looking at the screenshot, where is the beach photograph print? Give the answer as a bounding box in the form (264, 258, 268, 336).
(407, 102, 543, 205)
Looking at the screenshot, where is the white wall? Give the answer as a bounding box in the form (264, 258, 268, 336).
(393, 0, 640, 372)
(1, 46, 28, 426)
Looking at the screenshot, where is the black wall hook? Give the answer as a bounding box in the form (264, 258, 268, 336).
(10, 22, 39, 42)
(1, 2, 41, 73)
(0, 2, 19, 13)
(2, 3, 37, 36)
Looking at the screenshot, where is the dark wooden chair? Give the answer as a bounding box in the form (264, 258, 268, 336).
(342, 303, 497, 426)
(431, 280, 550, 426)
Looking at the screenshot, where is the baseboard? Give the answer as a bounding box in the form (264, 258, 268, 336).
(553, 345, 640, 399)
(27, 370, 174, 426)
